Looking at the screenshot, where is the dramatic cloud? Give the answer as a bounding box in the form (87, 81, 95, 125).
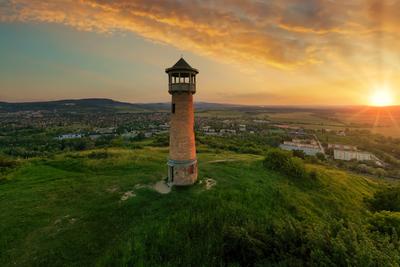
(1, 0, 399, 70)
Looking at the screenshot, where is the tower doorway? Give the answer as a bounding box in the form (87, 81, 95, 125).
(169, 166, 174, 183)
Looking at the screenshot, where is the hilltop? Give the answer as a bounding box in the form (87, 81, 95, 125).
(1, 144, 399, 266)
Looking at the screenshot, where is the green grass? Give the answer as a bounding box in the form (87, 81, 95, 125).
(0, 147, 396, 266)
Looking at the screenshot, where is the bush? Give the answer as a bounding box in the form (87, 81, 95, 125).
(239, 146, 263, 155)
(61, 138, 94, 151)
(87, 151, 109, 159)
(0, 155, 17, 168)
(152, 134, 169, 147)
(222, 218, 400, 266)
(309, 170, 318, 180)
(222, 226, 268, 266)
(315, 152, 325, 161)
(374, 168, 387, 178)
(367, 186, 400, 212)
(130, 144, 144, 150)
(369, 211, 400, 236)
(293, 149, 306, 159)
(263, 149, 307, 179)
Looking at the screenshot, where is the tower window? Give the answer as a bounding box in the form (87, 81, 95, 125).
(171, 103, 175, 113)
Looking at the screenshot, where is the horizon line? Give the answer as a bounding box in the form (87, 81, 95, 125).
(1, 97, 399, 109)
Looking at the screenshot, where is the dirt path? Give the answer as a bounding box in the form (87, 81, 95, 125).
(207, 159, 241, 163)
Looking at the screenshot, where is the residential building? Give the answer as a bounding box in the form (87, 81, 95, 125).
(280, 138, 323, 156)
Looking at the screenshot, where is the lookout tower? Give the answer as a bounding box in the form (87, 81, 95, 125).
(166, 58, 198, 185)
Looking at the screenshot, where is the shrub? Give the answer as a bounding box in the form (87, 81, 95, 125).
(356, 163, 371, 174)
(61, 138, 94, 151)
(87, 151, 109, 159)
(0, 155, 17, 168)
(367, 186, 400, 212)
(222, 226, 268, 266)
(293, 149, 306, 159)
(263, 149, 307, 179)
(309, 170, 318, 180)
(263, 149, 291, 171)
(152, 134, 169, 147)
(239, 147, 263, 155)
(315, 152, 325, 161)
(374, 168, 386, 178)
(306, 156, 319, 164)
(130, 144, 144, 149)
(222, 218, 400, 266)
(369, 211, 400, 236)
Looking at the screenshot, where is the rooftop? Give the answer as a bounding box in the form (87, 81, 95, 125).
(166, 57, 199, 74)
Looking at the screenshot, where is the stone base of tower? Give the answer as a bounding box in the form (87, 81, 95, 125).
(167, 159, 197, 186)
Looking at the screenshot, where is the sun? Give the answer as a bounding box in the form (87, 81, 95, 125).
(370, 88, 394, 107)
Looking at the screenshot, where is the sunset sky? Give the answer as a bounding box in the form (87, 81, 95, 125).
(0, 0, 399, 105)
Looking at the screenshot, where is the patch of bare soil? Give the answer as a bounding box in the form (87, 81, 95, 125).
(207, 159, 239, 163)
(54, 214, 77, 225)
(106, 186, 119, 193)
(121, 191, 136, 201)
(134, 180, 172, 194)
(134, 184, 147, 189)
(152, 180, 171, 194)
(201, 178, 217, 190)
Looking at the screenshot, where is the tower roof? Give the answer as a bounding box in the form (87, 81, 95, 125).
(166, 57, 199, 74)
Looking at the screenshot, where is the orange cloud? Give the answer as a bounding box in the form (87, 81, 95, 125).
(1, 0, 399, 71)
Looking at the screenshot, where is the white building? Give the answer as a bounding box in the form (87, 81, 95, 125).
(159, 123, 170, 129)
(202, 126, 211, 132)
(333, 149, 375, 161)
(280, 139, 323, 156)
(328, 144, 357, 150)
(253, 119, 269, 124)
(329, 143, 377, 162)
(96, 127, 115, 134)
(121, 131, 139, 139)
(57, 134, 82, 140)
(220, 129, 236, 135)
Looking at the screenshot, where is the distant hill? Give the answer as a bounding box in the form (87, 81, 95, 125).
(2, 98, 400, 114)
(0, 98, 246, 113)
(0, 98, 152, 113)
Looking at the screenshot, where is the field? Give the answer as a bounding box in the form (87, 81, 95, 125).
(197, 107, 400, 138)
(2, 145, 399, 266)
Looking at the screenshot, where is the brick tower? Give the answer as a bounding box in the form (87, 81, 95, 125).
(166, 58, 198, 185)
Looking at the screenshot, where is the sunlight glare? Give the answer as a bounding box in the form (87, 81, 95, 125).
(370, 88, 393, 107)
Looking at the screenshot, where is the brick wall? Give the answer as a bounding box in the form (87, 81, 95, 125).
(169, 92, 196, 161)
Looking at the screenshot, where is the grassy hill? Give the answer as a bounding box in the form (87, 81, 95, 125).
(0, 146, 399, 266)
